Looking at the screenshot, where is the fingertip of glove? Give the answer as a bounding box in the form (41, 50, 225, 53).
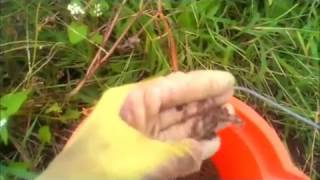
(199, 137, 221, 160)
(209, 70, 235, 87)
(187, 70, 235, 90)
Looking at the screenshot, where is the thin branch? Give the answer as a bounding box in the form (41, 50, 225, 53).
(85, 0, 127, 83)
(68, 2, 144, 97)
(157, 0, 179, 71)
(68, 0, 127, 96)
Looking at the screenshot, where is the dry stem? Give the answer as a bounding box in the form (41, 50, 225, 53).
(68, 0, 179, 97)
(68, 0, 129, 96)
(157, 0, 179, 71)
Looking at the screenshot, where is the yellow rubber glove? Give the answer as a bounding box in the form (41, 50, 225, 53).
(36, 70, 235, 180)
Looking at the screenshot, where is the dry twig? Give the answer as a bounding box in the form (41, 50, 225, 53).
(157, 0, 179, 71)
(68, 0, 179, 96)
(68, 0, 128, 96)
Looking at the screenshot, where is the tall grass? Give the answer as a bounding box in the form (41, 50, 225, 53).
(1, 0, 319, 179)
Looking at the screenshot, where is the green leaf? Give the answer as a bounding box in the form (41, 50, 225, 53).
(8, 162, 31, 170)
(45, 102, 62, 114)
(0, 117, 8, 144)
(61, 109, 81, 122)
(0, 127, 8, 145)
(266, 0, 292, 18)
(256, 43, 268, 84)
(100, 0, 109, 10)
(223, 46, 233, 66)
(177, 11, 196, 31)
(162, 0, 172, 9)
(197, 0, 220, 17)
(0, 164, 36, 180)
(109, 62, 125, 73)
(0, 91, 29, 119)
(115, 20, 130, 37)
(38, 126, 51, 144)
(67, 22, 88, 44)
(90, 33, 103, 45)
(39, 30, 68, 43)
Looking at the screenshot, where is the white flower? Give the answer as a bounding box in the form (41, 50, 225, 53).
(93, 3, 103, 17)
(67, 2, 85, 16)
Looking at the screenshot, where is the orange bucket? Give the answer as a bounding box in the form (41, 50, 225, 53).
(211, 97, 309, 180)
(75, 96, 310, 180)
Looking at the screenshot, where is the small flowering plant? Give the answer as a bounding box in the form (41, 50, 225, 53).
(89, 1, 109, 17)
(67, 0, 109, 19)
(66, 0, 109, 45)
(67, 1, 85, 19)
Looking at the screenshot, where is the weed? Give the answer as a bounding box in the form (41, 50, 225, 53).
(0, 0, 319, 179)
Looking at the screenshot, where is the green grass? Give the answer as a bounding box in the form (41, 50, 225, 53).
(1, 0, 319, 179)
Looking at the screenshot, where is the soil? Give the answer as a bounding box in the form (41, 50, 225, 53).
(175, 97, 241, 140)
(173, 98, 239, 180)
(176, 159, 220, 180)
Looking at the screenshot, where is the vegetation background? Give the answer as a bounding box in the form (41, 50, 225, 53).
(0, 0, 319, 179)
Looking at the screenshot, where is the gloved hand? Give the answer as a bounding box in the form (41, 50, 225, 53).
(36, 70, 235, 180)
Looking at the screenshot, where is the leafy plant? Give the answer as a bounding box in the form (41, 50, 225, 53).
(0, 91, 29, 144)
(0, 0, 319, 179)
(67, 22, 89, 44)
(38, 126, 51, 144)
